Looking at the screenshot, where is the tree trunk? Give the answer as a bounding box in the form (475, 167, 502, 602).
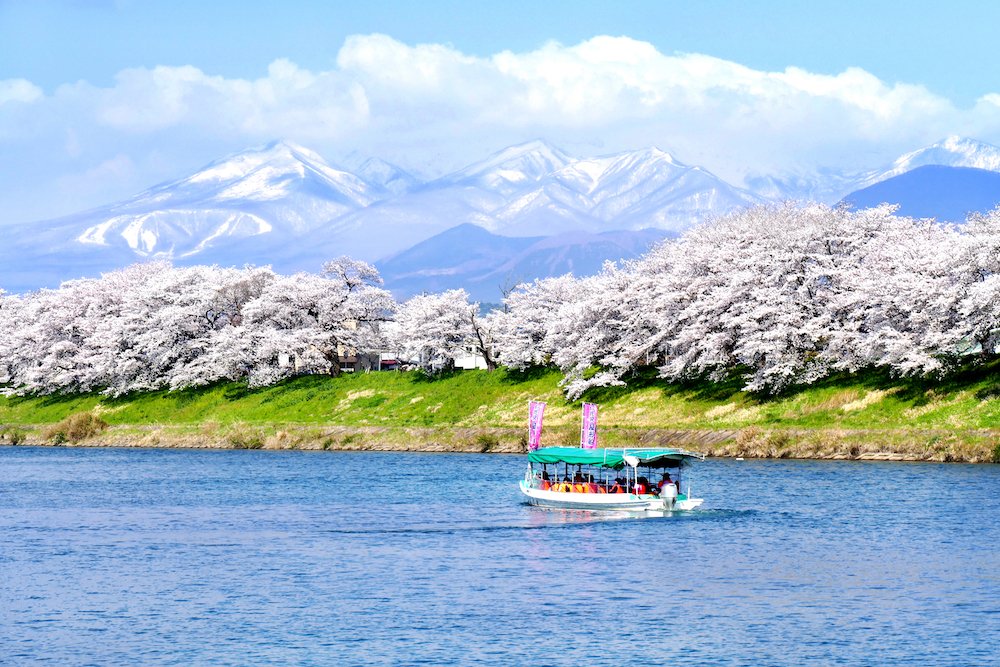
(322, 348, 342, 377)
(470, 315, 497, 371)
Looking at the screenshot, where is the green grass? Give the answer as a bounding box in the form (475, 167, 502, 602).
(0, 368, 563, 427)
(3, 361, 1000, 434)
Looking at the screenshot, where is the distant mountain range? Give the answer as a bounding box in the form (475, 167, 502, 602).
(5, 135, 1000, 297)
(748, 136, 1000, 203)
(841, 165, 1000, 221)
(859, 136, 1000, 187)
(0, 139, 758, 294)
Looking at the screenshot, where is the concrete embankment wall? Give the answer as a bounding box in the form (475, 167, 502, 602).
(5, 423, 997, 463)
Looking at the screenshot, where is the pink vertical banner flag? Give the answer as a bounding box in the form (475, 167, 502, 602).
(527, 401, 546, 451)
(580, 403, 599, 449)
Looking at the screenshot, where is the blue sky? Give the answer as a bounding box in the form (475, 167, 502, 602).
(3, 0, 1000, 224)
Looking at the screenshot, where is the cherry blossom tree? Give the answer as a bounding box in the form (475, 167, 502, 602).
(220, 259, 396, 386)
(0, 289, 23, 388)
(393, 288, 499, 373)
(497, 203, 973, 396)
(951, 207, 1000, 358)
(0, 259, 395, 394)
(492, 274, 582, 370)
(822, 212, 965, 377)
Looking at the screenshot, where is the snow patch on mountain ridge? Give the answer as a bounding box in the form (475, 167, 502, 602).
(437, 139, 575, 194)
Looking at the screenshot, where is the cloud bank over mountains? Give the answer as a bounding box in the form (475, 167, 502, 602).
(5, 34, 1000, 225)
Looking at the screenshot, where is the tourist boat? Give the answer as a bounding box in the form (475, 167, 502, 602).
(520, 446, 706, 512)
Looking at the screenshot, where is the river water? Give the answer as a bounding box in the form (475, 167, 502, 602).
(1, 446, 998, 666)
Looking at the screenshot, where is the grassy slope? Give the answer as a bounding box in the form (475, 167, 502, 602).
(3, 364, 1000, 460)
(0, 368, 562, 427)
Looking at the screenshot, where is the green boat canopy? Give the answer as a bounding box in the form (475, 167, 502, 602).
(527, 447, 704, 469)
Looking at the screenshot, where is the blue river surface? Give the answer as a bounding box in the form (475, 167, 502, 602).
(1, 446, 999, 666)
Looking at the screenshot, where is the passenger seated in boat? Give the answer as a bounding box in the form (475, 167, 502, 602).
(539, 471, 551, 491)
(634, 476, 651, 494)
(586, 474, 601, 493)
(609, 478, 626, 494)
(658, 473, 677, 493)
(556, 477, 573, 492)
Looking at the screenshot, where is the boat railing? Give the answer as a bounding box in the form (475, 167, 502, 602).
(526, 472, 680, 496)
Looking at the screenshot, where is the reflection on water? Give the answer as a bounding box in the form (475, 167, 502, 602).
(1, 447, 999, 666)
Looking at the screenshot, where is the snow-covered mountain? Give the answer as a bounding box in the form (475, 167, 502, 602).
(318, 140, 585, 259)
(841, 165, 1000, 221)
(329, 142, 762, 257)
(0, 140, 385, 284)
(746, 136, 1000, 203)
(0, 141, 402, 290)
(356, 157, 421, 195)
(743, 168, 863, 205)
(435, 139, 574, 195)
(855, 136, 1000, 190)
(72, 140, 382, 258)
(484, 146, 765, 236)
(540, 147, 762, 232)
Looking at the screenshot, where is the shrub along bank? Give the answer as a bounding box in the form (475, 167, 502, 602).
(2, 366, 1000, 462)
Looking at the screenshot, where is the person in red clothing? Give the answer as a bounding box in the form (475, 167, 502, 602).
(658, 472, 677, 493)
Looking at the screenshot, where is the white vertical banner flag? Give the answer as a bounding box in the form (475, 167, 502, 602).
(580, 402, 598, 449)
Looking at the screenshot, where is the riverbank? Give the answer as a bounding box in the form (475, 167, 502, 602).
(3, 423, 996, 462)
(3, 367, 1000, 462)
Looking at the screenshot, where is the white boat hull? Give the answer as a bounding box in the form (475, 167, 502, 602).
(520, 481, 702, 512)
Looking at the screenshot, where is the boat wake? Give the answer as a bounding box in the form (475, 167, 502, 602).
(320, 508, 760, 537)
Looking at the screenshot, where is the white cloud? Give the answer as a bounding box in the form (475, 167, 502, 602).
(3, 33, 1000, 223)
(0, 79, 43, 105)
(55, 154, 137, 197)
(76, 60, 369, 138)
